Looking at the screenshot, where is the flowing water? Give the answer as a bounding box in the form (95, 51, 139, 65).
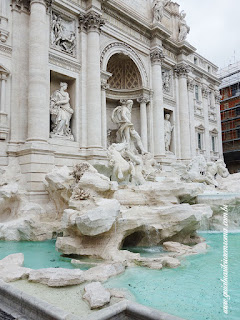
(106, 232, 240, 320)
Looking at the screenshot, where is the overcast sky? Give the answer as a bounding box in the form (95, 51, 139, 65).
(176, 0, 240, 69)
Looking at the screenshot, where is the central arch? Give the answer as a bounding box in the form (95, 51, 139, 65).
(100, 42, 149, 87)
(107, 53, 142, 90)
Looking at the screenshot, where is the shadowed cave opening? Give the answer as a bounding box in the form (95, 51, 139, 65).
(121, 231, 146, 248)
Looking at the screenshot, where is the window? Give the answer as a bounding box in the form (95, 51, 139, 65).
(195, 85, 199, 101)
(224, 103, 229, 110)
(209, 91, 212, 106)
(208, 66, 211, 73)
(198, 133, 202, 149)
(212, 136, 215, 152)
(237, 127, 240, 138)
(194, 57, 198, 65)
(236, 107, 240, 116)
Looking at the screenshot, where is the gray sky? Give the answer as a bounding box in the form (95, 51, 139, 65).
(177, 0, 240, 69)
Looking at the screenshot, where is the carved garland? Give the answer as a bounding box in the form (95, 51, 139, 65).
(100, 42, 149, 87)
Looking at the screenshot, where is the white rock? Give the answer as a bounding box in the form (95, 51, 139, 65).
(0, 265, 31, 282)
(76, 199, 120, 236)
(82, 263, 125, 282)
(193, 242, 208, 254)
(0, 253, 24, 267)
(83, 282, 110, 309)
(160, 256, 181, 268)
(163, 241, 194, 255)
(28, 268, 84, 287)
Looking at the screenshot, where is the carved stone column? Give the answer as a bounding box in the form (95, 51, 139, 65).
(150, 48, 165, 158)
(79, 12, 105, 151)
(27, 0, 49, 142)
(137, 97, 149, 151)
(215, 90, 224, 158)
(0, 70, 10, 140)
(202, 85, 211, 160)
(174, 63, 191, 160)
(101, 71, 111, 149)
(187, 78, 196, 156)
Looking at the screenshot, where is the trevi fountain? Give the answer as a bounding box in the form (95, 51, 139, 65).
(0, 0, 239, 319)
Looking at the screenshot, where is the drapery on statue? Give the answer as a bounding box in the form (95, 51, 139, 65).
(178, 10, 190, 42)
(164, 114, 174, 152)
(152, 0, 171, 23)
(50, 82, 74, 140)
(111, 100, 146, 155)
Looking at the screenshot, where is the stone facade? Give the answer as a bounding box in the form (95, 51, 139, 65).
(0, 0, 222, 197)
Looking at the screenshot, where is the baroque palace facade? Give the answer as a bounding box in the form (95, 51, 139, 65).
(0, 0, 222, 196)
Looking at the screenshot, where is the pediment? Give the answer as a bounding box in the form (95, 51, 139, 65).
(210, 128, 218, 134)
(0, 64, 10, 75)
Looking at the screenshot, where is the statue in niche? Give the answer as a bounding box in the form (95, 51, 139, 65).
(178, 11, 190, 42)
(164, 114, 174, 152)
(51, 13, 76, 55)
(162, 71, 171, 93)
(111, 100, 146, 155)
(50, 82, 74, 140)
(152, 0, 171, 23)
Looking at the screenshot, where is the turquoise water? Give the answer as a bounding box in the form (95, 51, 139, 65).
(106, 233, 240, 320)
(0, 240, 91, 270)
(0, 234, 239, 319)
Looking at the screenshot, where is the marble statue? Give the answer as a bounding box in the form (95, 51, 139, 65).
(51, 14, 76, 55)
(107, 143, 135, 184)
(142, 152, 161, 181)
(178, 11, 190, 42)
(112, 100, 146, 155)
(152, 0, 171, 23)
(164, 114, 174, 152)
(50, 82, 74, 140)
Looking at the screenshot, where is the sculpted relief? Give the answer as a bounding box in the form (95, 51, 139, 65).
(162, 69, 172, 93)
(50, 82, 74, 140)
(51, 13, 76, 56)
(152, 0, 171, 23)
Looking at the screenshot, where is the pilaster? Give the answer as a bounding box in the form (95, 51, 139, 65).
(150, 47, 165, 158)
(137, 96, 149, 151)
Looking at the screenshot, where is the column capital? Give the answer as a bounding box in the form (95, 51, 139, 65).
(174, 63, 190, 78)
(137, 96, 150, 104)
(150, 48, 165, 64)
(79, 11, 105, 33)
(11, 0, 31, 12)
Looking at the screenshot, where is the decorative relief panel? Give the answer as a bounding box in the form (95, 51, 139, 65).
(162, 68, 172, 94)
(51, 11, 76, 56)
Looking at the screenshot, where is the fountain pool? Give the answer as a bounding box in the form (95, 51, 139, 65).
(0, 240, 92, 270)
(106, 232, 240, 320)
(0, 233, 239, 320)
